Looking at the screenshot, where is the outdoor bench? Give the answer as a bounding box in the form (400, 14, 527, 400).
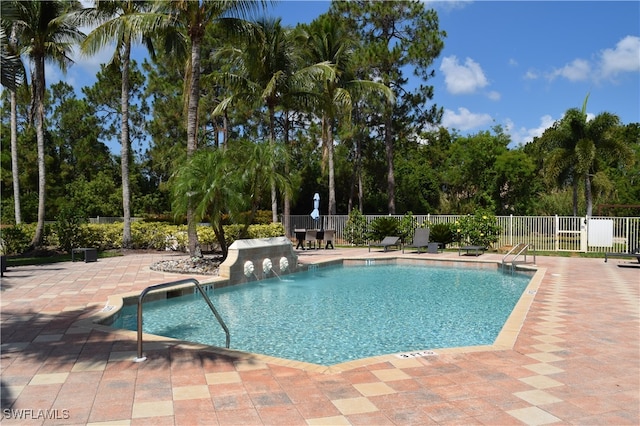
(458, 245, 485, 256)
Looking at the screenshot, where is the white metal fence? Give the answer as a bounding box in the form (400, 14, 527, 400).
(89, 215, 639, 253)
(89, 217, 144, 224)
(284, 214, 640, 253)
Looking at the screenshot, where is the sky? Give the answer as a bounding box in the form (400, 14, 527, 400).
(52, 1, 640, 151)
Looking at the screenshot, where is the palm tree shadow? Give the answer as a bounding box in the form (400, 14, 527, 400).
(1, 380, 13, 411)
(1, 306, 257, 407)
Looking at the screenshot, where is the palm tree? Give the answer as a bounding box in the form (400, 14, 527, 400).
(1, 2, 26, 224)
(80, 0, 158, 249)
(12, 0, 85, 248)
(171, 141, 290, 260)
(544, 96, 633, 216)
(1, 2, 25, 92)
(212, 18, 333, 224)
(172, 147, 240, 260)
(154, 0, 266, 257)
(304, 15, 393, 215)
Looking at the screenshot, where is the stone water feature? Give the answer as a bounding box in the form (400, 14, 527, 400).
(218, 237, 299, 285)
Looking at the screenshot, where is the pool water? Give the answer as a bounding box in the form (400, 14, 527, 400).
(113, 264, 531, 365)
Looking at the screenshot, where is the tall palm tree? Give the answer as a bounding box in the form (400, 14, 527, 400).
(304, 15, 393, 215)
(1, 2, 25, 92)
(544, 96, 633, 216)
(1, 2, 26, 224)
(212, 18, 333, 224)
(80, 0, 158, 249)
(213, 18, 292, 223)
(12, 0, 85, 248)
(154, 0, 266, 257)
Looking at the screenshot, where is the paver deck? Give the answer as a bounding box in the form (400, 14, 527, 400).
(1, 248, 638, 425)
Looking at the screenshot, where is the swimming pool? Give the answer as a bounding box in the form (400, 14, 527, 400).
(111, 262, 532, 365)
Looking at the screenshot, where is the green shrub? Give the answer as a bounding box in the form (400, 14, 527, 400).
(398, 212, 417, 243)
(251, 210, 274, 225)
(453, 210, 501, 248)
(0, 224, 31, 255)
(223, 223, 285, 244)
(53, 207, 87, 253)
(344, 209, 368, 246)
(0, 221, 286, 255)
(367, 216, 399, 242)
(428, 223, 455, 247)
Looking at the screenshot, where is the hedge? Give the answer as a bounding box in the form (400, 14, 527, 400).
(0, 222, 286, 255)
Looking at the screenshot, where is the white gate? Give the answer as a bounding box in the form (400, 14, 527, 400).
(555, 216, 587, 252)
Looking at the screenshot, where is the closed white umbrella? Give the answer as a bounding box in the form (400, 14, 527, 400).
(310, 193, 320, 220)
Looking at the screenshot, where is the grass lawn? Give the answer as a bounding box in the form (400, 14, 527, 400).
(5, 250, 121, 267)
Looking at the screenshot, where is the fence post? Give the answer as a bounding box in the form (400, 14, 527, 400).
(581, 216, 588, 252)
(509, 214, 513, 247)
(554, 215, 559, 252)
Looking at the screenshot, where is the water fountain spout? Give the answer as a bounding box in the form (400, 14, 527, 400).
(279, 257, 289, 273)
(243, 261, 255, 279)
(262, 258, 273, 279)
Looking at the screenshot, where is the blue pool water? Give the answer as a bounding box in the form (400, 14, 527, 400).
(112, 264, 531, 365)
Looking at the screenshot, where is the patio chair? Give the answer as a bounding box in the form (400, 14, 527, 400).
(604, 246, 640, 264)
(304, 229, 318, 250)
(402, 228, 431, 254)
(323, 230, 335, 249)
(369, 236, 401, 252)
(294, 229, 306, 250)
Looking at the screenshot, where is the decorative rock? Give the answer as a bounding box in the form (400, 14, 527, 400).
(150, 256, 222, 275)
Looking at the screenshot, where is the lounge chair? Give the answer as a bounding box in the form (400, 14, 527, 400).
(604, 246, 640, 264)
(369, 236, 401, 252)
(402, 228, 431, 254)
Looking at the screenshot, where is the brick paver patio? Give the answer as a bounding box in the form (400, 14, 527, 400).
(1, 248, 638, 425)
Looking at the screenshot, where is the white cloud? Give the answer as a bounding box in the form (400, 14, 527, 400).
(546, 36, 639, 84)
(428, 0, 473, 13)
(440, 55, 489, 95)
(487, 90, 501, 101)
(506, 115, 556, 146)
(441, 107, 493, 131)
(73, 43, 116, 74)
(598, 35, 640, 79)
(549, 59, 591, 82)
(524, 69, 539, 80)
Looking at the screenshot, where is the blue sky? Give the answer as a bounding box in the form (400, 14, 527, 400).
(55, 1, 640, 150)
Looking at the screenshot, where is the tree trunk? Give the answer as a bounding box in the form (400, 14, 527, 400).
(384, 112, 395, 214)
(572, 181, 579, 216)
(584, 174, 593, 217)
(31, 57, 46, 249)
(283, 110, 291, 236)
(269, 105, 278, 223)
(121, 40, 132, 249)
(10, 90, 21, 224)
(358, 167, 363, 212)
(186, 37, 202, 257)
(325, 115, 336, 215)
(347, 136, 362, 213)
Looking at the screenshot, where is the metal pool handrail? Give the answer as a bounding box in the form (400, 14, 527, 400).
(135, 278, 230, 362)
(502, 243, 536, 270)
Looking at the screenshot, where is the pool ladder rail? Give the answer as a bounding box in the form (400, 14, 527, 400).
(502, 243, 536, 272)
(134, 278, 230, 362)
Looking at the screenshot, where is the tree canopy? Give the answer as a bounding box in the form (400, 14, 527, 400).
(1, 0, 638, 241)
